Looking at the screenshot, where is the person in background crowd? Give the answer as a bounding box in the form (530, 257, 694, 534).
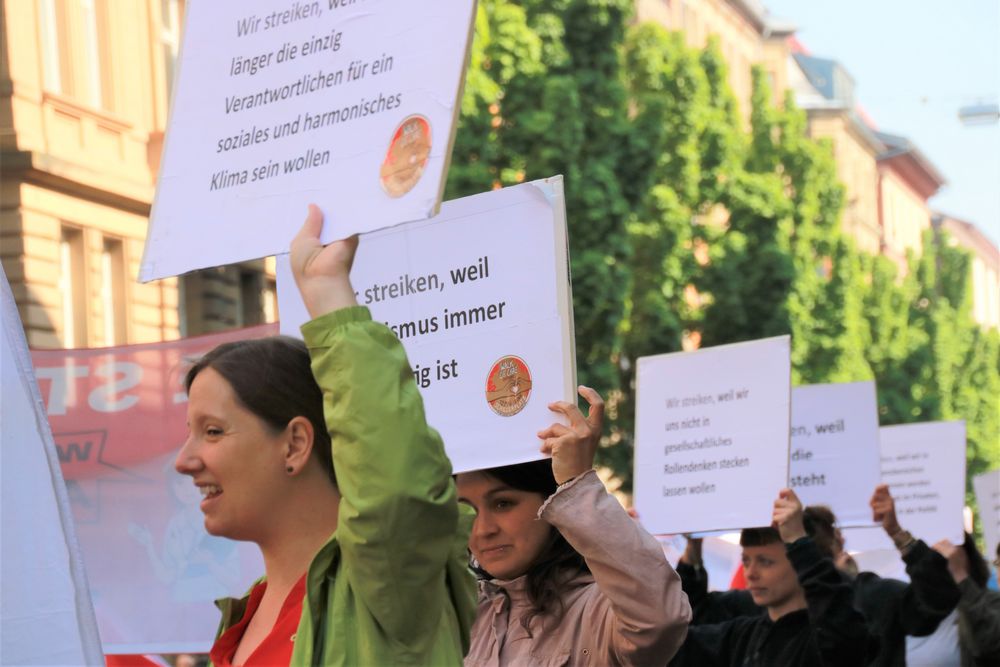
(457, 387, 691, 666)
(679, 485, 960, 666)
(829, 485, 960, 667)
(174, 206, 476, 666)
(668, 488, 872, 667)
(931, 534, 1000, 667)
(676, 537, 764, 624)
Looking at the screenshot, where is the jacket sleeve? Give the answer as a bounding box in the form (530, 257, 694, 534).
(301, 306, 463, 647)
(667, 616, 752, 667)
(540, 470, 691, 665)
(956, 578, 1000, 662)
(898, 539, 962, 636)
(787, 537, 873, 667)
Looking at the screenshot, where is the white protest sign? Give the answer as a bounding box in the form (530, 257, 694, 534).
(1, 269, 103, 665)
(277, 177, 575, 472)
(789, 381, 880, 527)
(879, 421, 967, 545)
(633, 336, 791, 535)
(140, 0, 476, 281)
(974, 469, 1000, 562)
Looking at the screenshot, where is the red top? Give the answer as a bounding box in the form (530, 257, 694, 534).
(210, 575, 306, 667)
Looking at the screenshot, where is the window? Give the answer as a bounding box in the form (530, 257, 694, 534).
(263, 279, 278, 323)
(38, 0, 65, 93)
(59, 228, 87, 347)
(161, 0, 182, 104)
(238, 270, 263, 326)
(80, 0, 112, 109)
(100, 239, 126, 345)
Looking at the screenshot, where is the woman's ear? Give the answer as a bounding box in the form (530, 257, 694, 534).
(284, 416, 315, 475)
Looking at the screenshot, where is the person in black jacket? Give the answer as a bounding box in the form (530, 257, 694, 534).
(677, 485, 961, 667)
(676, 536, 764, 624)
(816, 484, 961, 667)
(931, 535, 1000, 667)
(668, 488, 873, 667)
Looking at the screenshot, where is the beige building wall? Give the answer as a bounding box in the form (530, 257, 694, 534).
(634, 0, 789, 119)
(805, 112, 881, 255)
(1, 0, 274, 349)
(935, 215, 1000, 330)
(878, 170, 931, 276)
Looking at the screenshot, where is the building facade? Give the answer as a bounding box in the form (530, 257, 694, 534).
(635, 0, 795, 119)
(934, 213, 1000, 330)
(1, 0, 275, 349)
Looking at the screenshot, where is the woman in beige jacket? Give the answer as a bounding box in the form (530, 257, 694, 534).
(456, 386, 692, 666)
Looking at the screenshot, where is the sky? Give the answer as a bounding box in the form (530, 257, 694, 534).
(763, 0, 1000, 245)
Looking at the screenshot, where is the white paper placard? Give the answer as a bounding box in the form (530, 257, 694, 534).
(974, 469, 1000, 562)
(141, 0, 476, 281)
(790, 381, 881, 527)
(1, 269, 102, 665)
(633, 336, 791, 535)
(879, 421, 967, 545)
(276, 177, 576, 472)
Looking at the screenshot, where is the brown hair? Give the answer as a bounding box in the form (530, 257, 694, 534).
(803, 505, 838, 559)
(473, 459, 589, 634)
(185, 336, 335, 486)
(740, 526, 783, 547)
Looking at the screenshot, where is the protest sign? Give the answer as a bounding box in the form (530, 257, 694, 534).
(277, 176, 576, 472)
(789, 381, 880, 527)
(877, 421, 966, 545)
(140, 0, 477, 281)
(1, 269, 102, 666)
(974, 469, 1000, 561)
(632, 336, 791, 535)
(29, 325, 276, 654)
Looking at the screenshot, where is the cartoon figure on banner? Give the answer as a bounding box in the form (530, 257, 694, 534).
(128, 455, 240, 603)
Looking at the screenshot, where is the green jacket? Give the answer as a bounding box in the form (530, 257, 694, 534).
(214, 306, 477, 666)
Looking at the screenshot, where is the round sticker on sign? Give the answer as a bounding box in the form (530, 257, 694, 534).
(380, 115, 432, 197)
(486, 356, 533, 417)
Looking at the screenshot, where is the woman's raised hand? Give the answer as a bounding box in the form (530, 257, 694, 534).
(538, 386, 605, 485)
(290, 204, 360, 318)
(772, 488, 807, 544)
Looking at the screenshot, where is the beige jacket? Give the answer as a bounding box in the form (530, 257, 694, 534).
(465, 470, 691, 667)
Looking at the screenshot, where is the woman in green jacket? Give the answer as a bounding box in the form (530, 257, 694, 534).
(175, 205, 476, 666)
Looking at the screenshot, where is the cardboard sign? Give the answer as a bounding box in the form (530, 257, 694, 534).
(878, 421, 967, 545)
(974, 469, 1000, 562)
(1, 269, 102, 665)
(789, 381, 881, 527)
(30, 325, 276, 654)
(276, 177, 576, 472)
(633, 336, 791, 535)
(141, 0, 477, 281)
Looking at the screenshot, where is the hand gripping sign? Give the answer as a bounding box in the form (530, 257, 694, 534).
(276, 177, 577, 473)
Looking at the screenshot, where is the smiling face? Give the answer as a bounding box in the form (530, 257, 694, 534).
(456, 471, 552, 580)
(174, 367, 289, 541)
(742, 542, 803, 615)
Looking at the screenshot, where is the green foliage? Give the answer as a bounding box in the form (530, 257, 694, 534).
(446, 2, 998, 501)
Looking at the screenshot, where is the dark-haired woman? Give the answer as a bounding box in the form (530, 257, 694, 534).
(456, 387, 691, 666)
(931, 535, 1000, 667)
(174, 206, 475, 666)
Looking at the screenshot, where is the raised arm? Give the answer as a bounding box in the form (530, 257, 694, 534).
(538, 387, 691, 665)
(933, 539, 1000, 662)
(291, 206, 470, 646)
(776, 489, 872, 667)
(871, 484, 960, 635)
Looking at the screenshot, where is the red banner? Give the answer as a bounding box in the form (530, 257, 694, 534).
(31, 324, 276, 653)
